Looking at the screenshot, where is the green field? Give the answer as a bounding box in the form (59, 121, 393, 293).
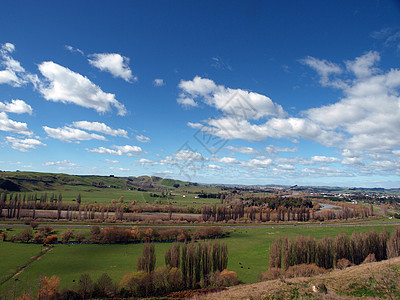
(0, 223, 398, 298)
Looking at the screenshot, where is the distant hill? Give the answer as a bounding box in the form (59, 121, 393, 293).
(0, 171, 190, 192)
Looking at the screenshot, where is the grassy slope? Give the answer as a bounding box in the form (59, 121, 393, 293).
(200, 257, 400, 299)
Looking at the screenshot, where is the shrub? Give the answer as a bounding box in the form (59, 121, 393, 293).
(34, 232, 45, 244)
(93, 273, 117, 298)
(38, 275, 60, 299)
(30, 221, 39, 229)
(120, 271, 147, 297)
(18, 228, 33, 243)
(75, 232, 86, 243)
(61, 229, 74, 244)
(44, 235, 58, 244)
(258, 267, 283, 281)
(168, 267, 183, 291)
(336, 258, 353, 270)
(76, 274, 94, 299)
(39, 226, 53, 236)
(285, 263, 329, 278)
(362, 253, 377, 264)
(211, 270, 239, 286)
(0, 231, 7, 241)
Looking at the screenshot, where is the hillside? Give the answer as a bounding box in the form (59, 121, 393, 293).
(0, 171, 190, 192)
(200, 257, 400, 299)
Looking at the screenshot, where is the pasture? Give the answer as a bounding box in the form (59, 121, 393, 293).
(0, 223, 398, 298)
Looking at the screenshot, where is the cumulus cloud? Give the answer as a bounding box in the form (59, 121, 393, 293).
(0, 42, 28, 87)
(72, 121, 128, 138)
(178, 76, 286, 119)
(0, 99, 32, 114)
(265, 145, 297, 155)
(44, 160, 77, 167)
(88, 53, 136, 82)
(6, 136, 45, 152)
(226, 145, 258, 155)
(177, 96, 198, 107)
(38, 61, 127, 115)
(242, 158, 273, 169)
(153, 78, 165, 87)
(105, 159, 119, 164)
(43, 126, 106, 142)
(174, 150, 205, 162)
(86, 144, 143, 156)
(186, 51, 400, 168)
(311, 156, 340, 163)
(136, 134, 150, 143)
(305, 51, 400, 152)
(218, 157, 239, 164)
(300, 56, 345, 88)
(0, 112, 32, 135)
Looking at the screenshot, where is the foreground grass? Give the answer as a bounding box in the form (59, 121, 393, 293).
(0, 224, 397, 298)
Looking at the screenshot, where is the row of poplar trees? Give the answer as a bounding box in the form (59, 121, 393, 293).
(269, 226, 400, 270)
(136, 240, 228, 289)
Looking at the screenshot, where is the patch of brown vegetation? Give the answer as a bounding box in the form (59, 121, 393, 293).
(166, 287, 227, 299)
(198, 257, 400, 299)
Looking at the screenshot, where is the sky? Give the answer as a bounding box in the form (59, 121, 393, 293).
(1, 0, 400, 188)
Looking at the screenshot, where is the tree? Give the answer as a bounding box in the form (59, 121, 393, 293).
(77, 274, 94, 299)
(137, 243, 156, 273)
(38, 275, 60, 299)
(269, 237, 282, 269)
(94, 273, 116, 298)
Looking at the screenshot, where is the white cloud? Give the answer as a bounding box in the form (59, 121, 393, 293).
(44, 160, 77, 167)
(0, 99, 32, 114)
(109, 167, 131, 172)
(153, 78, 165, 87)
(265, 145, 297, 154)
(226, 145, 258, 155)
(6, 136, 45, 152)
(136, 134, 150, 143)
(305, 51, 400, 152)
(43, 126, 106, 142)
(65, 45, 84, 55)
(0, 43, 27, 87)
(345, 51, 380, 78)
(38, 61, 127, 115)
(138, 158, 156, 165)
(105, 159, 119, 164)
(178, 76, 286, 119)
(218, 157, 239, 164)
(174, 150, 205, 162)
(208, 164, 222, 170)
(277, 164, 296, 170)
(72, 121, 128, 138)
(300, 56, 344, 88)
(177, 95, 198, 107)
(311, 156, 340, 163)
(87, 144, 143, 156)
(242, 158, 273, 169)
(0, 112, 32, 135)
(88, 53, 136, 82)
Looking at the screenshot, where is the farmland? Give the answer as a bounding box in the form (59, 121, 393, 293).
(1, 223, 399, 298)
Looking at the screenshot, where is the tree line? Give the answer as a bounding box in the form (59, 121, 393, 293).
(0, 225, 226, 245)
(268, 226, 400, 272)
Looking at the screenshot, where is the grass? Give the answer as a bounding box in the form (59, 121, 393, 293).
(0, 223, 398, 298)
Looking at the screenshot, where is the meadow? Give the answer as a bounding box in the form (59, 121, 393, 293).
(0, 223, 397, 298)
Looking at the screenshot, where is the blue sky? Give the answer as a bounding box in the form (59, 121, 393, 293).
(1, 0, 400, 188)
